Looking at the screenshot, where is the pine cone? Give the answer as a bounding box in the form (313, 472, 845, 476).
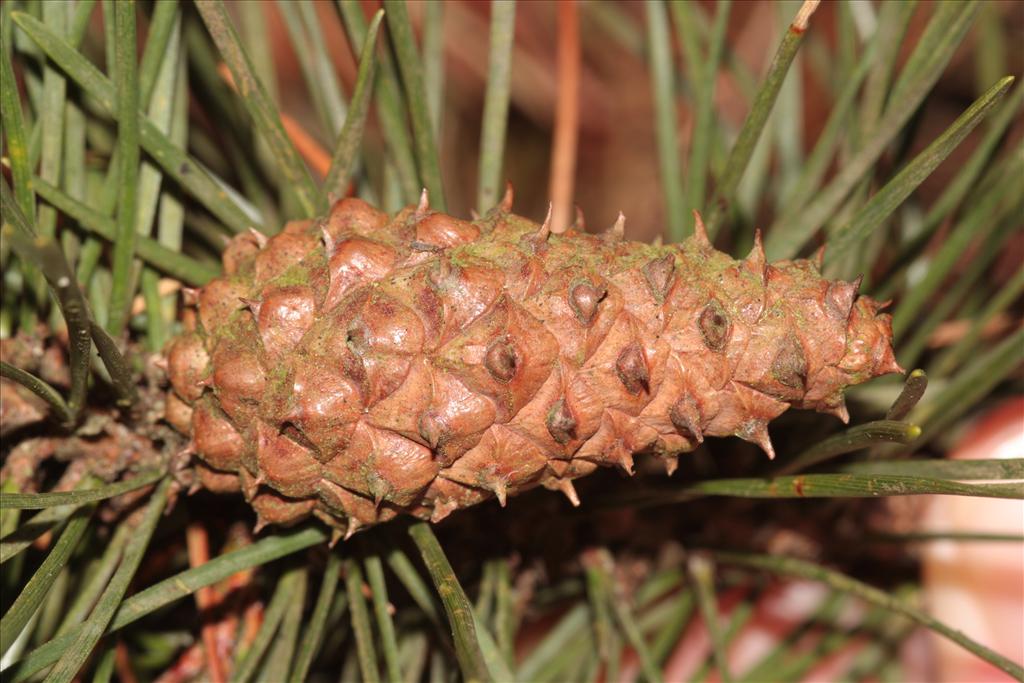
(165, 192, 901, 540)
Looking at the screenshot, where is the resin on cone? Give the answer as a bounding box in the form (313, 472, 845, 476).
(165, 190, 901, 539)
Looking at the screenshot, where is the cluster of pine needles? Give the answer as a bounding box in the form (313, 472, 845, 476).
(1, 1, 1022, 681)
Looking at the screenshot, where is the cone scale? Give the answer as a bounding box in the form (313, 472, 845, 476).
(165, 196, 901, 536)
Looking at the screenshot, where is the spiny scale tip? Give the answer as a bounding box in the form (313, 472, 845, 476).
(606, 212, 626, 242)
(692, 210, 711, 249)
(557, 479, 581, 507)
(489, 476, 509, 507)
(747, 229, 766, 264)
(499, 181, 514, 212)
(662, 454, 679, 477)
(238, 297, 262, 317)
(535, 203, 553, 242)
(416, 188, 430, 216)
(821, 399, 850, 424)
(813, 244, 826, 270)
(741, 421, 775, 459)
(248, 227, 268, 249)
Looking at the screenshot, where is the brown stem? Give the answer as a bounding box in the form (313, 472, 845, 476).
(115, 640, 140, 683)
(548, 0, 580, 234)
(282, 113, 332, 179)
(216, 62, 331, 179)
(186, 521, 228, 683)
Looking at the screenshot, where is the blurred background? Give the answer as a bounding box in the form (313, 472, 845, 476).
(3, 1, 1022, 680)
(256, 0, 1023, 245)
